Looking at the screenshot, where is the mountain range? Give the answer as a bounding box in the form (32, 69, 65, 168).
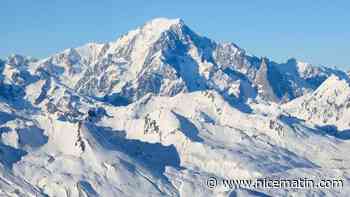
(0, 17, 349, 196)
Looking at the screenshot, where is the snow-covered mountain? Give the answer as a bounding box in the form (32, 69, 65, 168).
(284, 75, 350, 131)
(0, 18, 349, 196)
(27, 18, 346, 106)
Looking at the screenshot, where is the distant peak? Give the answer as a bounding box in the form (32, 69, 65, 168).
(8, 53, 26, 59)
(140, 17, 184, 34)
(146, 17, 183, 27)
(6, 54, 36, 66)
(317, 74, 350, 90)
(112, 17, 186, 45)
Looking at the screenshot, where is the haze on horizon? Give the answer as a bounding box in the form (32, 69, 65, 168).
(1, 0, 349, 70)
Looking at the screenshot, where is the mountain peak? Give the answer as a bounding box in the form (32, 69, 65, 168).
(6, 54, 37, 66)
(136, 17, 185, 39)
(316, 74, 350, 92)
(144, 17, 183, 30)
(139, 18, 184, 36)
(110, 17, 185, 52)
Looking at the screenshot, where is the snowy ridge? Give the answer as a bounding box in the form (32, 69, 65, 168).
(284, 75, 350, 130)
(0, 18, 349, 196)
(27, 17, 347, 105)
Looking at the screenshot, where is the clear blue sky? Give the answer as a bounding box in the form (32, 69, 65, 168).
(1, 1, 349, 70)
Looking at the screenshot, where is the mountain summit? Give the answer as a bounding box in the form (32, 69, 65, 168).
(22, 18, 347, 108)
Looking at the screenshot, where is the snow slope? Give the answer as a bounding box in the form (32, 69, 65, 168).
(284, 75, 350, 131)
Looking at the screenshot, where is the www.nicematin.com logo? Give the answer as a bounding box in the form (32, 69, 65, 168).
(206, 176, 344, 190)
